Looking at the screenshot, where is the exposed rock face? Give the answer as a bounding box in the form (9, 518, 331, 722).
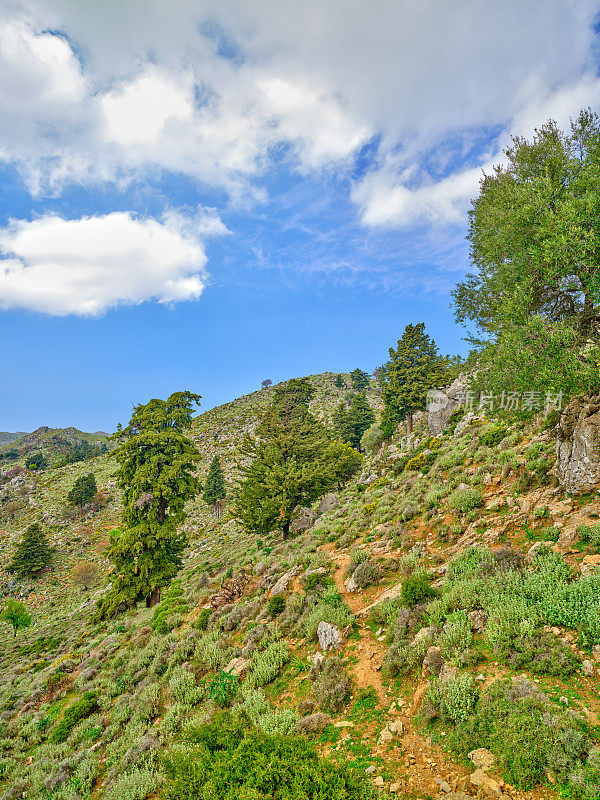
(224, 657, 250, 677)
(318, 493, 339, 515)
(427, 374, 469, 435)
(556, 395, 600, 494)
(317, 621, 343, 651)
(270, 567, 301, 596)
(289, 506, 317, 533)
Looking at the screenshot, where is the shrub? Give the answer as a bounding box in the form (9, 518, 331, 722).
(352, 559, 382, 589)
(447, 487, 483, 513)
(194, 607, 211, 630)
(401, 574, 437, 606)
(422, 673, 478, 723)
(163, 714, 375, 799)
(437, 611, 472, 660)
(268, 595, 286, 616)
(207, 670, 238, 707)
(304, 596, 354, 640)
(311, 656, 351, 713)
(240, 688, 299, 736)
(478, 424, 508, 447)
(51, 691, 99, 743)
(151, 584, 188, 634)
(247, 641, 290, 688)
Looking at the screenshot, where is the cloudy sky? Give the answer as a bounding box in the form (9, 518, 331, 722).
(1, 0, 599, 430)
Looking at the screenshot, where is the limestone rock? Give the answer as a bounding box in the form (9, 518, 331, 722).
(223, 657, 250, 677)
(317, 621, 343, 652)
(270, 567, 301, 596)
(468, 748, 495, 772)
(289, 506, 317, 534)
(556, 395, 600, 494)
(318, 493, 339, 514)
(345, 574, 358, 593)
(468, 610, 488, 632)
(428, 374, 469, 435)
(582, 659, 595, 676)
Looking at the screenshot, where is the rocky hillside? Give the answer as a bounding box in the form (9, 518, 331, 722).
(0, 373, 599, 800)
(0, 433, 27, 446)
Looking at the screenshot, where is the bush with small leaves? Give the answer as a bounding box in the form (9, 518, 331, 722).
(352, 559, 382, 589)
(311, 656, 351, 713)
(207, 670, 238, 707)
(247, 641, 290, 688)
(421, 673, 478, 724)
(401, 574, 437, 606)
(268, 595, 286, 616)
(51, 691, 99, 743)
(447, 487, 483, 514)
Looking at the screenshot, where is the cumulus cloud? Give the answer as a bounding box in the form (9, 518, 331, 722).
(0, 212, 209, 315)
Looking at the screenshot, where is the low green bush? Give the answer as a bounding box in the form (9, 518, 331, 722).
(478, 423, 508, 447)
(51, 690, 99, 743)
(267, 595, 286, 615)
(207, 670, 238, 707)
(401, 574, 437, 606)
(163, 713, 375, 799)
(151, 584, 188, 634)
(447, 487, 483, 513)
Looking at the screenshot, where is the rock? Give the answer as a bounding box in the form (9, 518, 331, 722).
(557, 527, 579, 548)
(365, 765, 376, 775)
(423, 645, 444, 676)
(378, 728, 394, 744)
(468, 748, 495, 772)
(439, 664, 459, 681)
(556, 395, 600, 494)
(582, 659, 595, 676)
(270, 567, 300, 596)
(318, 493, 339, 515)
(317, 621, 343, 652)
(455, 412, 480, 437)
(254, 561, 268, 576)
(413, 626, 436, 645)
(345, 574, 359, 593)
(289, 506, 318, 534)
(334, 720, 354, 728)
(311, 651, 324, 668)
(373, 776, 384, 787)
(592, 644, 600, 661)
(438, 781, 452, 793)
(469, 769, 488, 787)
(501, 463, 511, 481)
(427, 374, 469, 435)
(223, 657, 250, 677)
(468, 610, 488, 632)
(389, 782, 401, 793)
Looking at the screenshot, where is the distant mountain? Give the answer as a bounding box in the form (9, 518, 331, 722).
(0, 426, 109, 456)
(0, 431, 28, 445)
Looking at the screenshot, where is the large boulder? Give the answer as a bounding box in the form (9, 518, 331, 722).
(289, 506, 317, 534)
(556, 395, 600, 494)
(318, 493, 339, 515)
(270, 567, 301, 596)
(427, 374, 469, 435)
(317, 621, 343, 652)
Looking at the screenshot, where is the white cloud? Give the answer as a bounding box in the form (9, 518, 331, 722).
(0, 212, 209, 315)
(0, 1, 599, 218)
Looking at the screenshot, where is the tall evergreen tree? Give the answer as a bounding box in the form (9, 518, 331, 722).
(8, 523, 53, 578)
(379, 323, 444, 437)
(350, 369, 371, 391)
(332, 394, 375, 450)
(235, 384, 360, 538)
(95, 391, 201, 619)
(67, 473, 97, 514)
(203, 456, 226, 508)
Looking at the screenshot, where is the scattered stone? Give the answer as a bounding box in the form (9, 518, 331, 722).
(334, 720, 354, 728)
(365, 765, 376, 775)
(468, 610, 488, 631)
(389, 782, 401, 793)
(289, 506, 317, 534)
(468, 748, 495, 772)
(318, 493, 339, 515)
(373, 776, 384, 787)
(270, 567, 301, 596)
(582, 659, 595, 676)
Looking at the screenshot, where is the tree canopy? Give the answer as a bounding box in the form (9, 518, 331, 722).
(332, 393, 375, 450)
(378, 323, 445, 436)
(67, 473, 97, 511)
(203, 455, 226, 506)
(453, 109, 600, 396)
(95, 391, 201, 618)
(8, 523, 53, 578)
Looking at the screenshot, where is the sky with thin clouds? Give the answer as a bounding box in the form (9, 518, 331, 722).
(1, 1, 599, 429)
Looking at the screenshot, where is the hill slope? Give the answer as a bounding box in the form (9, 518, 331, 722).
(0, 373, 598, 800)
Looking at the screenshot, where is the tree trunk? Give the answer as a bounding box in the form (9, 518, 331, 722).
(146, 587, 161, 608)
(406, 413, 413, 435)
(282, 520, 290, 540)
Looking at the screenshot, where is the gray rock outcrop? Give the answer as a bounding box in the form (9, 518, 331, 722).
(427, 374, 469, 435)
(317, 621, 343, 651)
(556, 395, 600, 494)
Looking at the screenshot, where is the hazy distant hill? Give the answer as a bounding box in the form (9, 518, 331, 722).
(0, 426, 109, 457)
(0, 432, 27, 445)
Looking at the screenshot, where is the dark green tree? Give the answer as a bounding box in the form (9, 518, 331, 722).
(332, 394, 375, 450)
(8, 523, 53, 578)
(334, 374, 345, 388)
(379, 323, 444, 437)
(453, 109, 600, 396)
(95, 391, 201, 619)
(235, 386, 359, 538)
(350, 369, 370, 391)
(67, 473, 97, 514)
(25, 452, 47, 471)
(203, 456, 226, 508)
(1, 599, 31, 637)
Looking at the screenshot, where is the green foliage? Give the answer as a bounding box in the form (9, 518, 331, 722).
(207, 670, 238, 707)
(247, 641, 290, 688)
(96, 391, 201, 618)
(51, 691, 99, 743)
(25, 452, 47, 470)
(360, 423, 383, 456)
(447, 487, 483, 513)
(67, 472, 97, 510)
(162, 713, 375, 800)
(8, 522, 53, 578)
(151, 583, 188, 634)
(235, 389, 359, 538)
(423, 673, 478, 723)
(350, 368, 371, 391)
(194, 607, 211, 631)
(203, 455, 226, 506)
(334, 374, 345, 388)
(453, 109, 600, 397)
(401, 573, 437, 606)
(332, 393, 375, 450)
(312, 656, 351, 713)
(267, 595, 286, 615)
(478, 423, 508, 447)
(379, 323, 446, 436)
(1, 598, 31, 637)
(56, 439, 108, 467)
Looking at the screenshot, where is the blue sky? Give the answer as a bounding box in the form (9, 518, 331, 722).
(1, 1, 599, 431)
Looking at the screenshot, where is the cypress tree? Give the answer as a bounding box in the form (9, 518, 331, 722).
(203, 456, 226, 507)
(95, 391, 201, 619)
(379, 323, 444, 436)
(68, 473, 97, 514)
(8, 523, 53, 578)
(350, 368, 370, 391)
(333, 394, 375, 450)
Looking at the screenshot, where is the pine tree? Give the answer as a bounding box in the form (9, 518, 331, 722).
(203, 456, 226, 508)
(68, 473, 97, 514)
(379, 323, 444, 436)
(8, 523, 53, 578)
(333, 394, 375, 450)
(350, 369, 370, 391)
(235, 384, 360, 538)
(95, 391, 201, 619)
